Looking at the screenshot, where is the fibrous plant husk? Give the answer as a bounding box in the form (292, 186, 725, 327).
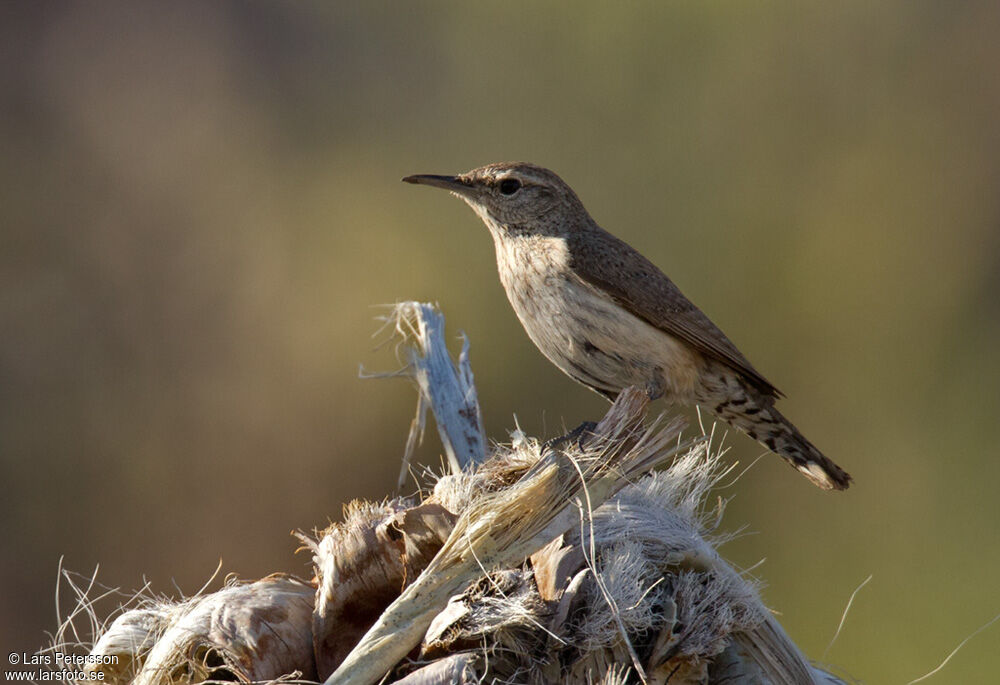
(50, 302, 845, 685)
(82, 575, 316, 685)
(389, 438, 780, 685)
(299, 498, 456, 677)
(66, 425, 838, 684)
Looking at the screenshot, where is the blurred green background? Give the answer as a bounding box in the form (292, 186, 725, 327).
(2, 1, 999, 681)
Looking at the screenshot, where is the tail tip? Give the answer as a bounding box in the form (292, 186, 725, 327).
(797, 461, 852, 491)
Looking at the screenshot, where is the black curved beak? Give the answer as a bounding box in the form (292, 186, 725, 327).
(401, 174, 473, 195)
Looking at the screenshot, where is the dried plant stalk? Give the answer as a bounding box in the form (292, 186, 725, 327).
(323, 387, 689, 685)
(388, 652, 479, 684)
(371, 302, 487, 486)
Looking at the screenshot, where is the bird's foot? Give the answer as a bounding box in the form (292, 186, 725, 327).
(542, 421, 599, 453)
(644, 377, 665, 401)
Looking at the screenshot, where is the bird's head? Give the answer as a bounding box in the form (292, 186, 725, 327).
(403, 162, 584, 236)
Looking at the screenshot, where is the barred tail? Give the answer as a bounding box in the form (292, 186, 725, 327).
(754, 408, 851, 490)
(706, 378, 852, 490)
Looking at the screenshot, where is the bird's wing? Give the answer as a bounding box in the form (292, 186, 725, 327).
(568, 228, 783, 399)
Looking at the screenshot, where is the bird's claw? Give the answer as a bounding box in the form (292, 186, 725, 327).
(542, 421, 599, 453)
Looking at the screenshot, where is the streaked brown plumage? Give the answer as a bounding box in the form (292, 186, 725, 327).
(403, 162, 851, 490)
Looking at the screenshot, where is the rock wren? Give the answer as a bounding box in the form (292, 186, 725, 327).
(403, 162, 851, 490)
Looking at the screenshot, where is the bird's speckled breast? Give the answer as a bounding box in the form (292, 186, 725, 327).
(491, 231, 702, 401)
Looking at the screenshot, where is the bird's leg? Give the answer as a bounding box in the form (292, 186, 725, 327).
(542, 421, 600, 453)
(645, 376, 665, 401)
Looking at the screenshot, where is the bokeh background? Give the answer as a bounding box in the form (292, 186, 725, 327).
(2, 2, 999, 681)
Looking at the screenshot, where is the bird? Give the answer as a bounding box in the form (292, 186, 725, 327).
(402, 162, 851, 490)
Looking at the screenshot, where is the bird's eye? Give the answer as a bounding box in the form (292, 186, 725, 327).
(499, 178, 522, 195)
